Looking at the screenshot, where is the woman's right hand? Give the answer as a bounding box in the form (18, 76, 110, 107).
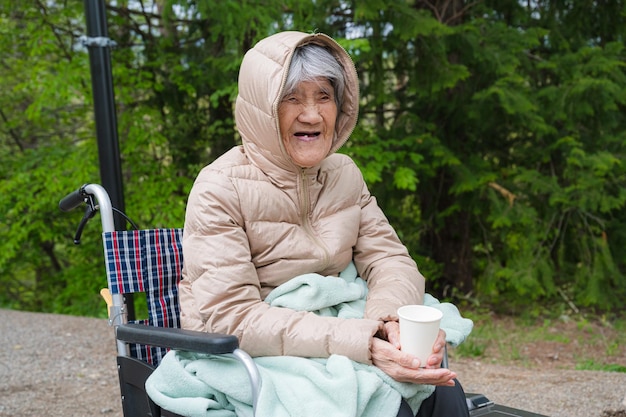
(371, 337, 457, 386)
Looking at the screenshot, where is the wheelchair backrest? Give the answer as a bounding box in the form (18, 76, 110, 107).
(103, 228, 184, 366)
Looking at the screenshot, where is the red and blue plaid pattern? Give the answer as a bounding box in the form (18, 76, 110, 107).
(104, 228, 184, 366)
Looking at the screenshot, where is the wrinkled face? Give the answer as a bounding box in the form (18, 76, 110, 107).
(278, 78, 337, 168)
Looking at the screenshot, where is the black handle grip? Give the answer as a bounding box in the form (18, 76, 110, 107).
(59, 186, 86, 212)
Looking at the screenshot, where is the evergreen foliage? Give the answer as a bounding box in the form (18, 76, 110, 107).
(1, 0, 624, 316)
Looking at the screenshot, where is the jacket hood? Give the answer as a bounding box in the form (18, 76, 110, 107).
(235, 31, 359, 176)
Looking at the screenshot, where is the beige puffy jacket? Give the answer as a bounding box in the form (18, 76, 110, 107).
(178, 31, 425, 364)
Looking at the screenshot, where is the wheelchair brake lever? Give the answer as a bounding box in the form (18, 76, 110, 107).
(73, 196, 98, 244)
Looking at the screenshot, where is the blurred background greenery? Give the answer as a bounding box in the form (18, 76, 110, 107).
(1, 0, 625, 321)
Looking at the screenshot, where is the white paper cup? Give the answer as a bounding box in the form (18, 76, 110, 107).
(397, 305, 443, 367)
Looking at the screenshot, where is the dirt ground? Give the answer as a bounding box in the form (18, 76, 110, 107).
(449, 313, 626, 417)
(1, 308, 625, 417)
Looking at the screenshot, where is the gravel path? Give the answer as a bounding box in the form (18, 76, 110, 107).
(1, 308, 625, 417)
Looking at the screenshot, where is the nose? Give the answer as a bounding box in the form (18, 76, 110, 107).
(297, 103, 323, 124)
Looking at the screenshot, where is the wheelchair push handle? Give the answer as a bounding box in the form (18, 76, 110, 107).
(59, 183, 116, 238)
(59, 185, 89, 212)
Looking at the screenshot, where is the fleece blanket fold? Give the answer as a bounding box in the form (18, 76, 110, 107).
(146, 263, 473, 417)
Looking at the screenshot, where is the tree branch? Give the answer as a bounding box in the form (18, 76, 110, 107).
(0, 108, 25, 152)
(34, 0, 74, 62)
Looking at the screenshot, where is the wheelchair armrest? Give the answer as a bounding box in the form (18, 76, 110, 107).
(116, 323, 239, 354)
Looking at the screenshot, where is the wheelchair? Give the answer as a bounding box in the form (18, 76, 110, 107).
(60, 183, 547, 417)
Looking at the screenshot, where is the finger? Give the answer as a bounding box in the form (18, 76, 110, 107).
(426, 370, 457, 386)
(425, 352, 444, 369)
(428, 377, 457, 387)
(372, 337, 406, 367)
(432, 329, 447, 353)
(385, 321, 401, 348)
(401, 368, 457, 386)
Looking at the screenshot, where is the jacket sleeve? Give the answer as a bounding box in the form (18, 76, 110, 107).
(352, 171, 426, 322)
(178, 167, 382, 364)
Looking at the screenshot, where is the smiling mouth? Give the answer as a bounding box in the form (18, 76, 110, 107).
(294, 132, 321, 141)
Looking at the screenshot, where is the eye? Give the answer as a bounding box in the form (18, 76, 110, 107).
(282, 93, 299, 104)
(318, 91, 333, 102)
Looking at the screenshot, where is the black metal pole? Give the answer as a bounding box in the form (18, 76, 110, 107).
(83, 0, 125, 230)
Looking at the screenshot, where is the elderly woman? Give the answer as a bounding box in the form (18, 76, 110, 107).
(178, 31, 469, 417)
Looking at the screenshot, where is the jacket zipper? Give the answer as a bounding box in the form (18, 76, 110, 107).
(299, 169, 331, 268)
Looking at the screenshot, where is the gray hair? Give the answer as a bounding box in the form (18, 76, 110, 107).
(283, 43, 345, 109)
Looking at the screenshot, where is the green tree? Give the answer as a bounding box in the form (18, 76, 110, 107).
(344, 0, 626, 310)
(0, 0, 103, 313)
(1, 0, 625, 316)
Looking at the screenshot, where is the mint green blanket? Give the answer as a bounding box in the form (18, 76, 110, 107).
(145, 263, 473, 417)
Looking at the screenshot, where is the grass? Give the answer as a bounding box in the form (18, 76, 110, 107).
(451, 308, 626, 372)
(575, 360, 626, 373)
